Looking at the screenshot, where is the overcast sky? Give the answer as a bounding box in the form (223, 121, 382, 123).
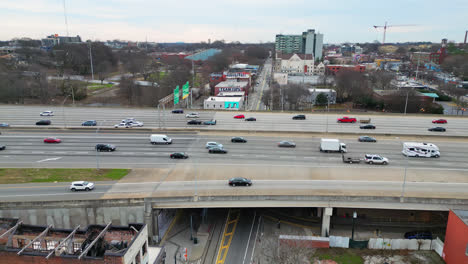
(1, 0, 467, 44)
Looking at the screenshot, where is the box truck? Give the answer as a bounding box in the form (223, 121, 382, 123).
(320, 138, 347, 153)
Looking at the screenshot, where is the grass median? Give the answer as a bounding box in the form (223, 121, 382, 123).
(0, 168, 130, 184)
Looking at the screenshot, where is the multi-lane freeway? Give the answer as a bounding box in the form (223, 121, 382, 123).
(1, 105, 467, 136)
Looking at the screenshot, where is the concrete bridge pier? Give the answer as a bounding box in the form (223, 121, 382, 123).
(144, 200, 160, 245)
(321, 207, 333, 237)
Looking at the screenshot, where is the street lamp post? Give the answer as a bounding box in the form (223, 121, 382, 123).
(351, 211, 357, 240)
(61, 95, 70, 128)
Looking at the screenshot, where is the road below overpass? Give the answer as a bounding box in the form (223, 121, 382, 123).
(1, 105, 467, 136)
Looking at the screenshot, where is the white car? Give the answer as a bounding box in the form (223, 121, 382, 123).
(186, 112, 200, 118)
(364, 154, 389, 165)
(206, 142, 223, 149)
(70, 181, 94, 191)
(40, 111, 54, 116)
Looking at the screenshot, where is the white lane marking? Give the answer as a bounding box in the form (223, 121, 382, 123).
(31, 151, 45, 154)
(243, 211, 256, 264)
(255, 155, 267, 158)
(53, 151, 67, 154)
(280, 156, 296, 159)
(232, 154, 246, 157)
(250, 215, 261, 264)
(304, 157, 315, 159)
(37, 157, 62, 163)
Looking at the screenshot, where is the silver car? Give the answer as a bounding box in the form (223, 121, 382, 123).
(206, 142, 223, 149)
(70, 181, 95, 191)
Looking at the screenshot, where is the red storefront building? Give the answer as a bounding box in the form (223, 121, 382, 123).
(442, 210, 468, 264)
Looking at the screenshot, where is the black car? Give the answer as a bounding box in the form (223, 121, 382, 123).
(278, 141, 296, 148)
(428, 127, 446, 132)
(360, 124, 376, 129)
(82, 120, 97, 126)
(95, 144, 116, 152)
(172, 109, 184, 114)
(404, 231, 432, 240)
(292, 114, 306, 120)
(208, 147, 228, 154)
(358, 136, 377, 142)
(36, 120, 51, 126)
(231, 137, 247, 143)
(228, 177, 252, 187)
(187, 120, 202, 125)
(245, 117, 256, 121)
(170, 152, 188, 159)
(0, 145, 5, 151)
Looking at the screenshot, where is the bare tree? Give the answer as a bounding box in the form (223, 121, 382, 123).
(368, 71, 395, 90)
(335, 70, 372, 103)
(284, 83, 308, 110)
(96, 61, 112, 84)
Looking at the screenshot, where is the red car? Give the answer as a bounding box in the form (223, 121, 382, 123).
(234, 114, 245, 119)
(44, 137, 61, 143)
(432, 119, 447, 124)
(337, 117, 357, 123)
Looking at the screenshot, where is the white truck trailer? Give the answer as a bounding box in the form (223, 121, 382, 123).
(402, 142, 440, 158)
(320, 138, 347, 153)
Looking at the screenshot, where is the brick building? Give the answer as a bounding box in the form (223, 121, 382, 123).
(442, 210, 468, 264)
(0, 218, 165, 264)
(325, 65, 366, 75)
(214, 80, 249, 96)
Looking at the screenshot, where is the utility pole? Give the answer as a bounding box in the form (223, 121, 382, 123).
(191, 59, 195, 109)
(88, 42, 95, 80)
(62, 0, 69, 36)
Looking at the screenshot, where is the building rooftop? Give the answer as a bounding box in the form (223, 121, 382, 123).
(205, 96, 243, 102)
(453, 210, 468, 226)
(308, 88, 336, 93)
(217, 91, 245, 97)
(215, 80, 249, 88)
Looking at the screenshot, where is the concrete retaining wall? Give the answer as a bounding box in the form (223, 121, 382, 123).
(368, 238, 433, 250)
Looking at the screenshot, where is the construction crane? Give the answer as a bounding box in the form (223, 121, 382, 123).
(373, 22, 416, 44)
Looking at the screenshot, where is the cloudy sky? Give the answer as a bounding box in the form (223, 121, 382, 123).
(1, 0, 467, 44)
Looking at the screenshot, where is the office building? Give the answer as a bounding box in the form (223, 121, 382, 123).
(275, 29, 323, 60)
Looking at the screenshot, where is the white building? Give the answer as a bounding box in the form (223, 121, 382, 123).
(276, 53, 314, 75)
(314, 62, 325, 75)
(273, 73, 288, 85)
(204, 96, 244, 110)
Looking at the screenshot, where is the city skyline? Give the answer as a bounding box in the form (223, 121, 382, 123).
(1, 0, 467, 44)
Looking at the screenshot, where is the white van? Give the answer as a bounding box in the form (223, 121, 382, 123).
(150, 134, 172, 145)
(402, 142, 440, 158)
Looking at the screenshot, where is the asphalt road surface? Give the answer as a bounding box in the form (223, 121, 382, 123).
(1, 105, 467, 136)
(0, 131, 467, 170)
(247, 58, 271, 111)
(225, 209, 259, 264)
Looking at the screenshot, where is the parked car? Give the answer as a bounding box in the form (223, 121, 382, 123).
(70, 181, 95, 192)
(292, 115, 306, 120)
(82, 120, 97, 126)
(95, 144, 116, 152)
(44, 137, 61, 143)
(245, 117, 257, 121)
(404, 231, 432, 240)
(234, 114, 245, 119)
(360, 124, 376, 129)
(203, 119, 217, 125)
(187, 120, 202, 125)
(278, 141, 296, 148)
(0, 123, 10, 127)
(170, 152, 189, 159)
(231, 137, 247, 143)
(40, 110, 54, 116)
(186, 112, 200, 118)
(432, 119, 447, 124)
(208, 147, 228, 154)
(206, 142, 223, 149)
(358, 136, 377, 142)
(337, 117, 357, 123)
(172, 109, 184, 114)
(0, 145, 5, 151)
(428, 127, 446, 132)
(364, 154, 388, 165)
(228, 177, 252, 187)
(36, 120, 51, 126)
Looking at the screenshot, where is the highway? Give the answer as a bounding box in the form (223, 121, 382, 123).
(1, 105, 467, 136)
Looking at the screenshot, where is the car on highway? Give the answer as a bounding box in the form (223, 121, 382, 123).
(208, 147, 228, 154)
(172, 109, 184, 114)
(245, 117, 256, 121)
(0, 123, 9, 127)
(278, 141, 296, 148)
(170, 152, 189, 159)
(360, 124, 376, 129)
(234, 114, 245, 119)
(206, 142, 223, 149)
(82, 120, 97, 126)
(203, 119, 217, 125)
(228, 177, 252, 187)
(432, 119, 447, 124)
(231, 137, 247, 143)
(186, 112, 200, 118)
(358, 136, 377, 142)
(0, 145, 5, 151)
(44, 137, 61, 143)
(292, 114, 306, 120)
(404, 230, 432, 240)
(187, 120, 202, 125)
(114, 121, 144, 128)
(70, 181, 95, 192)
(428, 127, 446, 132)
(114, 122, 132, 128)
(364, 154, 388, 165)
(36, 120, 51, 126)
(337, 117, 356, 123)
(95, 144, 116, 152)
(40, 110, 54, 116)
